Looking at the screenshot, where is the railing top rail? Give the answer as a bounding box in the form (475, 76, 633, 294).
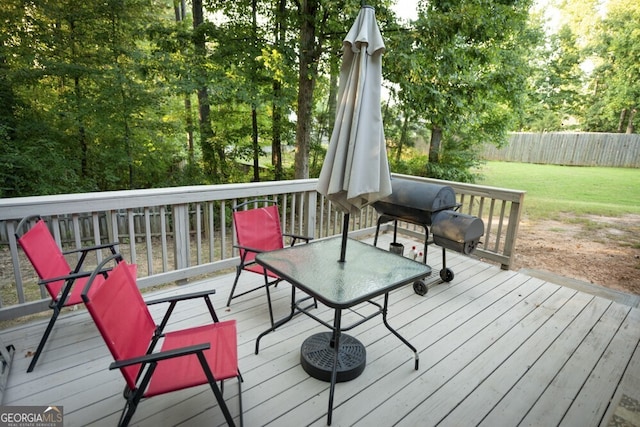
(0, 175, 526, 222)
(0, 179, 318, 221)
(0, 175, 525, 321)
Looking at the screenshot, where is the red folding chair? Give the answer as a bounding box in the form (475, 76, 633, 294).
(82, 255, 242, 427)
(226, 200, 312, 327)
(15, 215, 120, 372)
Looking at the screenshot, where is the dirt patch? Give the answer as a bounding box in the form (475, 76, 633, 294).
(512, 214, 640, 296)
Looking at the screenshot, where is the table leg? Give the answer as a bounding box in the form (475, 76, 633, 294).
(255, 285, 297, 354)
(327, 308, 342, 426)
(382, 293, 419, 370)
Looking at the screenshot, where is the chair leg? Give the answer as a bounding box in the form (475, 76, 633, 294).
(237, 374, 243, 427)
(198, 352, 236, 427)
(27, 306, 61, 373)
(118, 391, 141, 427)
(226, 267, 243, 307)
(264, 277, 275, 328)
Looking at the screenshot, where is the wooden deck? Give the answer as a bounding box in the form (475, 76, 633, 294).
(1, 234, 639, 427)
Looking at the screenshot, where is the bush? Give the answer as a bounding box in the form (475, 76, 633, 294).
(389, 141, 483, 184)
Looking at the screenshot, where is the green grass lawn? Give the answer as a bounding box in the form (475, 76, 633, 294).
(475, 162, 640, 220)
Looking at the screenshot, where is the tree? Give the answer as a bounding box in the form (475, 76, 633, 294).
(173, 0, 196, 169)
(293, 0, 321, 180)
(384, 0, 536, 179)
(582, 0, 640, 133)
(0, 0, 185, 196)
(293, 0, 373, 179)
(266, 0, 300, 180)
(193, 0, 224, 180)
(520, 23, 584, 131)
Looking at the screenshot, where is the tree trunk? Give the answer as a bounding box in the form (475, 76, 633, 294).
(326, 57, 339, 137)
(618, 108, 627, 133)
(175, 0, 194, 165)
(185, 97, 194, 163)
(271, 87, 283, 179)
(429, 126, 443, 164)
(123, 114, 133, 189)
(294, 0, 319, 179)
(192, 0, 217, 178)
(396, 113, 409, 163)
(252, 106, 260, 181)
(74, 76, 88, 179)
(271, 0, 286, 180)
(249, 0, 260, 182)
(70, 18, 88, 180)
(627, 108, 636, 134)
(117, 84, 133, 189)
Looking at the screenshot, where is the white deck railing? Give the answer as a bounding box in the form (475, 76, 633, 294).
(0, 174, 525, 321)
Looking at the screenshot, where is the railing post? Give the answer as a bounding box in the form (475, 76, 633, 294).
(0, 179, 525, 321)
(173, 204, 190, 273)
(501, 192, 525, 270)
(304, 191, 317, 239)
(6, 221, 24, 306)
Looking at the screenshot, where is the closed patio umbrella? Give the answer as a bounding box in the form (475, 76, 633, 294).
(317, 5, 391, 261)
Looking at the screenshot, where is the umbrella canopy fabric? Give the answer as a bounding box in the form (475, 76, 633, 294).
(317, 6, 392, 215)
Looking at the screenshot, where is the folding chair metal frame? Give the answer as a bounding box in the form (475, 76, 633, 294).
(226, 200, 312, 327)
(82, 254, 243, 427)
(15, 215, 119, 372)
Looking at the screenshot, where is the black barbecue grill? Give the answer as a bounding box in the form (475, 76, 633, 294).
(372, 177, 484, 295)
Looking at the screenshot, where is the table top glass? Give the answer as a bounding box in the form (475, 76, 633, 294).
(256, 237, 431, 308)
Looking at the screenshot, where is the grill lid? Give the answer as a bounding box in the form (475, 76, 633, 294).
(372, 178, 458, 225)
(431, 210, 484, 254)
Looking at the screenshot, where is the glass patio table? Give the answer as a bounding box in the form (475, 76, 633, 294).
(255, 236, 432, 425)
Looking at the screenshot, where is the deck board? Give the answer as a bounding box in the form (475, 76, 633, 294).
(520, 301, 631, 426)
(1, 234, 638, 427)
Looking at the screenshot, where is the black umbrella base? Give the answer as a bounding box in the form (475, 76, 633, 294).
(300, 332, 366, 382)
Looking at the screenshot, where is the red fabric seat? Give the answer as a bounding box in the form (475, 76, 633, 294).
(18, 220, 87, 305)
(226, 201, 312, 327)
(147, 323, 237, 397)
(16, 216, 120, 372)
(82, 256, 242, 427)
(233, 204, 283, 278)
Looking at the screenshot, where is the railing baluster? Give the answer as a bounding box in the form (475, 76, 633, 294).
(144, 207, 153, 275)
(0, 177, 524, 320)
(195, 203, 202, 265)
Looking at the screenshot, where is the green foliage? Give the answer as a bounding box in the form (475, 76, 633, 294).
(522, 0, 640, 132)
(2, 0, 637, 199)
(0, 0, 190, 195)
(389, 140, 481, 184)
(582, 0, 640, 132)
(0, 127, 85, 197)
(520, 24, 585, 131)
(383, 0, 535, 180)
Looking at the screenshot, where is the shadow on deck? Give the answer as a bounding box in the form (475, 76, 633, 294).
(1, 234, 639, 427)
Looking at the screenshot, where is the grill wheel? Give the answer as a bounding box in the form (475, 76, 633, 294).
(440, 268, 454, 282)
(413, 280, 428, 296)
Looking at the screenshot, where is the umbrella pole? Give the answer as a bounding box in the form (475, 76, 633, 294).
(339, 213, 350, 262)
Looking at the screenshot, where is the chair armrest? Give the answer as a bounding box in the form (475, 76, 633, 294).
(37, 268, 111, 286)
(283, 233, 313, 245)
(64, 243, 119, 273)
(62, 242, 118, 256)
(233, 243, 265, 254)
(109, 343, 210, 370)
(63, 242, 118, 256)
(148, 289, 220, 331)
(145, 289, 216, 306)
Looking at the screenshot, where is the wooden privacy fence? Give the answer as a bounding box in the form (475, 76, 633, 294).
(483, 132, 640, 167)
